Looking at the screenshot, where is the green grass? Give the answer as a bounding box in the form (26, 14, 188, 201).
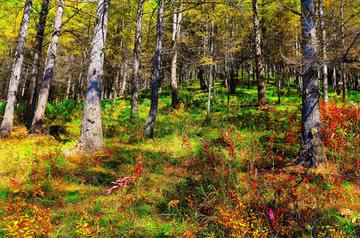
(0, 81, 359, 237)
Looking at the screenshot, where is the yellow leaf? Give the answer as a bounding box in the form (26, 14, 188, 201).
(167, 200, 180, 209)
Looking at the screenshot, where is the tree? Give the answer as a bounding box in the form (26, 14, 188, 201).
(0, 0, 32, 138)
(131, 0, 145, 120)
(298, 0, 322, 166)
(144, 0, 164, 138)
(31, 0, 65, 132)
(170, 0, 182, 109)
(318, 0, 328, 102)
(207, 20, 216, 118)
(25, 0, 50, 127)
(252, 0, 267, 105)
(74, 0, 110, 153)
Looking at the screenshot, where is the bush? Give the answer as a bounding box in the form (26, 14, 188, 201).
(46, 99, 79, 122)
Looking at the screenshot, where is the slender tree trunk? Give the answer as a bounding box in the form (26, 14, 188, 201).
(247, 65, 251, 89)
(332, 67, 336, 91)
(113, 63, 120, 101)
(66, 77, 71, 99)
(298, 0, 322, 166)
(339, 2, 346, 100)
(252, 0, 267, 105)
(131, 0, 145, 120)
(0, 0, 32, 138)
(144, 0, 163, 138)
(229, 17, 237, 94)
(170, 0, 182, 108)
(207, 71, 212, 118)
(119, 62, 128, 96)
(210, 20, 216, 106)
(277, 71, 281, 104)
(318, 0, 328, 102)
(31, 0, 64, 132)
(21, 67, 29, 101)
(25, 0, 49, 127)
(198, 68, 207, 90)
(20, 66, 30, 103)
(71, 0, 110, 153)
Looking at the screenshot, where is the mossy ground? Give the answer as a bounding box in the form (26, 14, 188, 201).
(0, 81, 359, 237)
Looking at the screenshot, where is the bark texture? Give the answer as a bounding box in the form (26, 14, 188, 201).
(76, 0, 110, 152)
(31, 0, 64, 132)
(170, 0, 182, 108)
(252, 0, 267, 105)
(144, 0, 164, 138)
(0, 0, 32, 138)
(131, 0, 145, 119)
(298, 0, 322, 166)
(318, 0, 328, 102)
(25, 0, 49, 127)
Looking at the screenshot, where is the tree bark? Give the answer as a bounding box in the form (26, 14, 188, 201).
(66, 77, 71, 99)
(170, 0, 182, 108)
(25, 0, 49, 127)
(119, 62, 128, 96)
(252, 0, 267, 105)
(338, 2, 346, 100)
(131, 0, 145, 120)
(210, 20, 216, 106)
(73, 0, 110, 153)
(298, 0, 322, 166)
(113, 63, 120, 101)
(318, 0, 328, 102)
(332, 67, 336, 91)
(144, 0, 164, 138)
(31, 0, 64, 132)
(0, 0, 32, 138)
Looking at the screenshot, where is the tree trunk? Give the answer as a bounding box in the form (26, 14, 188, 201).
(298, 0, 322, 166)
(207, 70, 212, 118)
(252, 0, 267, 105)
(131, 0, 145, 120)
(339, 3, 346, 100)
(332, 67, 336, 91)
(210, 20, 216, 106)
(113, 63, 120, 101)
(0, 0, 32, 138)
(318, 0, 328, 102)
(144, 0, 164, 138)
(277, 71, 281, 104)
(31, 0, 64, 132)
(170, 0, 182, 108)
(20, 66, 30, 103)
(66, 77, 71, 99)
(119, 62, 128, 96)
(25, 0, 49, 127)
(72, 0, 110, 153)
(198, 68, 207, 90)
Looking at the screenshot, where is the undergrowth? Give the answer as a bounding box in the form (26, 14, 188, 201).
(0, 84, 359, 237)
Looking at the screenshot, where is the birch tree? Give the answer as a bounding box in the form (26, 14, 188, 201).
(25, 0, 49, 127)
(0, 0, 32, 138)
(252, 0, 267, 105)
(144, 0, 164, 138)
(170, 0, 182, 108)
(74, 0, 110, 152)
(131, 0, 145, 119)
(318, 0, 328, 102)
(31, 0, 65, 132)
(298, 0, 322, 166)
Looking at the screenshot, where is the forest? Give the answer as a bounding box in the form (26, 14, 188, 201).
(0, 0, 359, 237)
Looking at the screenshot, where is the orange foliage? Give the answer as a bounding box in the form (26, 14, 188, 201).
(1, 199, 51, 237)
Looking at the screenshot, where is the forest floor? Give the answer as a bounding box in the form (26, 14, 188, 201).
(0, 82, 359, 237)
